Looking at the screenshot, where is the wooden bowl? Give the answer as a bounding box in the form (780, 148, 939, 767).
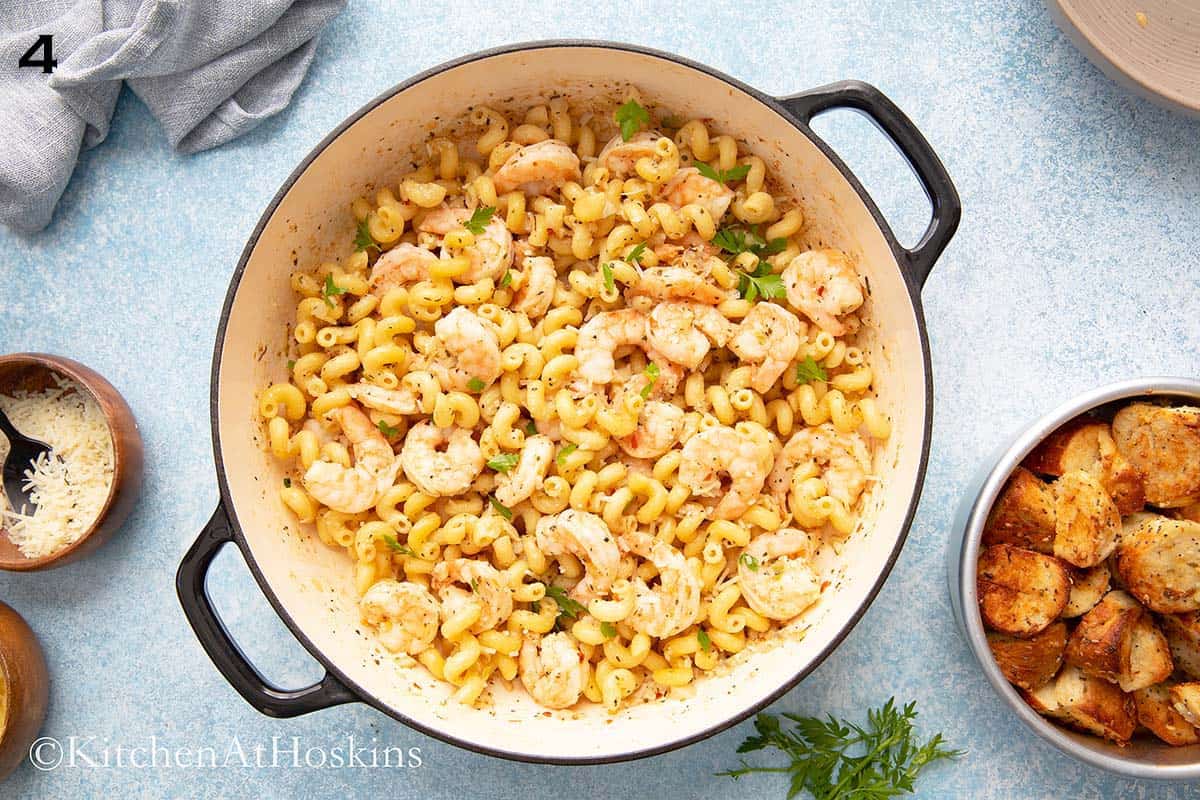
(0, 601, 48, 781)
(1047, 0, 1200, 117)
(0, 354, 143, 571)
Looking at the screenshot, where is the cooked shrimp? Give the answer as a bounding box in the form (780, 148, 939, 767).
(678, 425, 773, 520)
(360, 580, 440, 655)
(492, 139, 581, 195)
(344, 383, 420, 415)
(767, 424, 871, 511)
(534, 509, 621, 601)
(621, 531, 701, 638)
(418, 206, 514, 282)
(369, 244, 439, 295)
(652, 235, 719, 265)
(512, 255, 556, 318)
(519, 632, 588, 709)
(400, 421, 485, 496)
(629, 266, 728, 306)
(616, 401, 684, 458)
(431, 558, 514, 634)
(575, 309, 649, 385)
(646, 302, 735, 370)
(596, 131, 660, 177)
(659, 166, 734, 221)
(494, 434, 554, 507)
(428, 306, 503, 392)
(303, 404, 400, 513)
(781, 249, 864, 336)
(727, 302, 804, 393)
(738, 529, 821, 621)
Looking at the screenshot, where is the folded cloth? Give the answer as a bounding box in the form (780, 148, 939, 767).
(0, 0, 345, 232)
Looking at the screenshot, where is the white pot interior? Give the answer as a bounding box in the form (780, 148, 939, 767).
(214, 45, 929, 761)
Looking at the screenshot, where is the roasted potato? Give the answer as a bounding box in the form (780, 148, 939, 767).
(982, 467, 1056, 553)
(1024, 664, 1137, 744)
(1113, 516, 1200, 613)
(1133, 684, 1200, 746)
(1160, 611, 1200, 679)
(1112, 404, 1200, 508)
(1052, 470, 1121, 568)
(1025, 419, 1145, 514)
(1065, 590, 1173, 691)
(977, 544, 1071, 637)
(1169, 683, 1200, 728)
(1063, 563, 1110, 618)
(1175, 501, 1200, 524)
(987, 622, 1068, 691)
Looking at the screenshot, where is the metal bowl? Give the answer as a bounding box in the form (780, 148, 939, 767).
(948, 376, 1200, 780)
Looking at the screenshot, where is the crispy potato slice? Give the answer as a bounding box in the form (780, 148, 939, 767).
(1052, 470, 1121, 568)
(1169, 683, 1200, 728)
(1160, 611, 1200, 679)
(1112, 404, 1200, 508)
(1025, 419, 1145, 514)
(1064, 563, 1110, 617)
(1114, 516, 1200, 613)
(1065, 591, 1144, 686)
(987, 622, 1068, 691)
(977, 544, 1071, 637)
(1127, 615, 1174, 692)
(1134, 684, 1200, 746)
(1026, 665, 1137, 743)
(983, 467, 1056, 553)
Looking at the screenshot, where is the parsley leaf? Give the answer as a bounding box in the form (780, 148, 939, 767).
(499, 269, 512, 288)
(717, 698, 963, 799)
(556, 442, 578, 466)
(382, 534, 413, 556)
(625, 241, 647, 265)
(487, 453, 520, 473)
(544, 585, 586, 623)
(736, 261, 785, 303)
(739, 553, 759, 572)
(467, 377, 486, 393)
(641, 362, 660, 399)
(470, 578, 479, 593)
(377, 419, 400, 438)
(713, 225, 787, 259)
(463, 206, 496, 235)
(795, 356, 828, 384)
(697, 628, 712, 653)
(615, 99, 650, 141)
(601, 261, 616, 294)
(488, 495, 513, 520)
(694, 161, 752, 186)
(600, 621, 618, 639)
(286, 359, 296, 371)
(524, 420, 538, 436)
(321, 273, 347, 309)
(354, 218, 379, 253)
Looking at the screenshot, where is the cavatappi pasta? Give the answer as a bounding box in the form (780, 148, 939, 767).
(259, 94, 888, 712)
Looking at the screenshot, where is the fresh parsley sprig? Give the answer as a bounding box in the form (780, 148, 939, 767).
(382, 534, 413, 556)
(795, 356, 828, 384)
(640, 362, 661, 399)
(543, 585, 586, 627)
(717, 699, 962, 800)
(737, 260, 786, 303)
(713, 225, 788, 259)
(488, 495, 513, 520)
(487, 453, 520, 473)
(463, 206, 496, 235)
(601, 261, 616, 294)
(695, 161, 751, 186)
(322, 273, 348, 308)
(354, 218, 379, 253)
(556, 442, 578, 466)
(615, 99, 650, 141)
(377, 419, 401, 438)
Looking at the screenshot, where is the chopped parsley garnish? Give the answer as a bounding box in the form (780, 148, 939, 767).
(625, 241, 647, 265)
(469, 578, 479, 593)
(286, 359, 296, 371)
(694, 161, 752, 186)
(736, 260, 786, 303)
(615, 99, 650, 141)
(499, 269, 512, 288)
(354, 218, 379, 253)
(544, 585, 586, 622)
(600, 621, 618, 639)
(487, 453, 520, 473)
(739, 553, 759, 572)
(282, 477, 291, 488)
(601, 261, 616, 294)
(524, 420, 538, 436)
(713, 225, 787, 260)
(556, 443, 578, 466)
(321, 273, 348, 308)
(488, 495, 513, 520)
(382, 534, 413, 556)
(377, 419, 400, 437)
(795, 356, 828, 384)
(640, 362, 660, 399)
(467, 377, 486, 392)
(463, 206, 496, 235)
(697, 628, 712, 652)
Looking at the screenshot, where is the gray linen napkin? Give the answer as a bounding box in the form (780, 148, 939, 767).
(0, 0, 345, 232)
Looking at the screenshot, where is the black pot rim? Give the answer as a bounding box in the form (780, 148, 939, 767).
(208, 38, 937, 765)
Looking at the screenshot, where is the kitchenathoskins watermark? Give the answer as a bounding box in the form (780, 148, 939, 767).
(29, 735, 423, 771)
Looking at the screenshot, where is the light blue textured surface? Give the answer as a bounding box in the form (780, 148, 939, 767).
(2, 1, 1199, 797)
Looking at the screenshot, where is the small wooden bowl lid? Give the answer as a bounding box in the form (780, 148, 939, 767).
(1048, 0, 1200, 116)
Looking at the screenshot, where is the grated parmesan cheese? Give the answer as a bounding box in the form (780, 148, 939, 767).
(0, 375, 114, 558)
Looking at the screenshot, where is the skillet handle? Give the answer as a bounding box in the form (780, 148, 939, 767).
(176, 505, 356, 717)
(778, 81, 961, 288)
